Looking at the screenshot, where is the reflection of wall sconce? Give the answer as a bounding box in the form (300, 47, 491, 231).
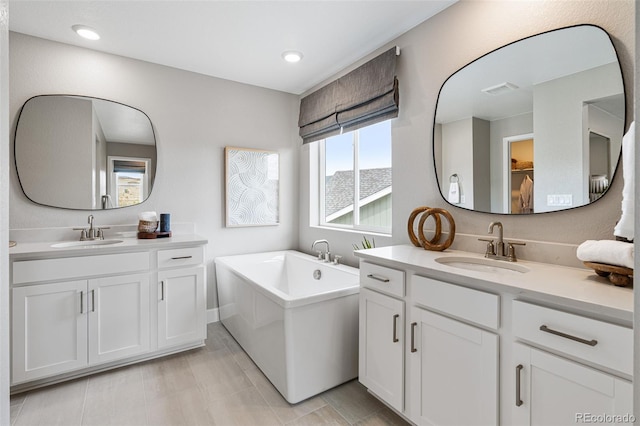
(448, 174, 460, 204)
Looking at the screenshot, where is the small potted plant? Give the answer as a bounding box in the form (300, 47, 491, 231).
(353, 235, 375, 251)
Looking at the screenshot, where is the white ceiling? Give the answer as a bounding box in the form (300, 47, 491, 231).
(9, 0, 457, 95)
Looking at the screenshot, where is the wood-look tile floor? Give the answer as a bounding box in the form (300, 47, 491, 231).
(10, 322, 409, 426)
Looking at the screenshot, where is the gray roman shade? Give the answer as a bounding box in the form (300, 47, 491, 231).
(298, 46, 399, 144)
(113, 160, 146, 173)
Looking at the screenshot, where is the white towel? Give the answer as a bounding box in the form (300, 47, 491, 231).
(613, 122, 634, 241)
(448, 181, 460, 204)
(576, 240, 634, 269)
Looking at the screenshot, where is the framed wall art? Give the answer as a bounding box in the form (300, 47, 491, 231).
(225, 146, 279, 227)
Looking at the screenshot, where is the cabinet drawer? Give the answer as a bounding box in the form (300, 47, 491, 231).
(360, 261, 405, 297)
(158, 246, 204, 269)
(12, 252, 150, 285)
(512, 300, 632, 375)
(412, 275, 499, 330)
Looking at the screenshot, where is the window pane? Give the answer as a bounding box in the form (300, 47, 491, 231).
(358, 120, 392, 228)
(116, 172, 144, 207)
(324, 132, 354, 225)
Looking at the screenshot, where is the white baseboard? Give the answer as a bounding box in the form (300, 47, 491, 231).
(207, 308, 220, 324)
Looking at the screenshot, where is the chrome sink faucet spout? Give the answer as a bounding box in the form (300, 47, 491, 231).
(312, 239, 331, 262)
(73, 215, 110, 241)
(488, 221, 504, 257)
(480, 221, 526, 262)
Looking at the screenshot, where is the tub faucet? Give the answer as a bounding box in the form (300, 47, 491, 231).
(312, 239, 331, 262)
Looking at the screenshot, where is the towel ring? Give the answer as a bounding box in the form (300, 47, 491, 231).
(449, 174, 459, 183)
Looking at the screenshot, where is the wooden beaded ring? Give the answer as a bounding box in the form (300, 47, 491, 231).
(407, 206, 441, 247)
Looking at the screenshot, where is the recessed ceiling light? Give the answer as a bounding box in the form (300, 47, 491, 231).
(282, 51, 303, 63)
(72, 25, 100, 41)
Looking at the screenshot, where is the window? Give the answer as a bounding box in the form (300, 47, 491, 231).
(107, 157, 151, 208)
(319, 120, 392, 233)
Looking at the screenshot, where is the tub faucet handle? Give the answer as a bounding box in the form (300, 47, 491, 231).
(323, 252, 332, 263)
(315, 250, 323, 260)
(333, 255, 342, 265)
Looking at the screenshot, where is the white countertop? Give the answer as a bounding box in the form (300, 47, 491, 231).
(354, 245, 633, 323)
(9, 234, 208, 259)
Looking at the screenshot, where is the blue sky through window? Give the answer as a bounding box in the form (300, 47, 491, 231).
(325, 120, 391, 176)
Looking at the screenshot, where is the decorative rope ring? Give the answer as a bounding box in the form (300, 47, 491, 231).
(407, 206, 441, 247)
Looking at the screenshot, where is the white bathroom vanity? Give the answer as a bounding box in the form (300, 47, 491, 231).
(9, 233, 207, 391)
(355, 245, 633, 426)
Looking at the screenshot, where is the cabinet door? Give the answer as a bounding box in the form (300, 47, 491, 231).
(88, 274, 150, 364)
(359, 287, 405, 412)
(512, 343, 633, 426)
(157, 266, 206, 348)
(12, 281, 88, 384)
(410, 307, 498, 426)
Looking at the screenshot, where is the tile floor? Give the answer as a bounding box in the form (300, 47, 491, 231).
(10, 322, 409, 426)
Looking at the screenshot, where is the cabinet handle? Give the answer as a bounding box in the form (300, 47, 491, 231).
(392, 314, 400, 342)
(91, 290, 96, 312)
(160, 281, 165, 301)
(171, 256, 193, 260)
(539, 325, 598, 347)
(515, 364, 523, 407)
(411, 322, 418, 353)
(367, 274, 390, 283)
(80, 291, 84, 314)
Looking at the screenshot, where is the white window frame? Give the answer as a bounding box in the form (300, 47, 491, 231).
(318, 127, 392, 235)
(107, 156, 151, 207)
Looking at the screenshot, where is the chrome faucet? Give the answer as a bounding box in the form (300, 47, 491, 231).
(312, 239, 331, 262)
(488, 221, 504, 257)
(479, 221, 526, 262)
(74, 215, 110, 241)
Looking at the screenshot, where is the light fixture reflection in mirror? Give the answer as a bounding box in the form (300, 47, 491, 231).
(14, 95, 157, 210)
(433, 25, 625, 215)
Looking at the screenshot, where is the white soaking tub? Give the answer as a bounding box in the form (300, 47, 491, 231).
(215, 250, 359, 403)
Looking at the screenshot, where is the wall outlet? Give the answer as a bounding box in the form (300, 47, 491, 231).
(546, 194, 573, 207)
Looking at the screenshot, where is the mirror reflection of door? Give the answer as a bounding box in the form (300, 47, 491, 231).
(589, 132, 610, 201)
(504, 136, 534, 214)
(106, 156, 151, 208)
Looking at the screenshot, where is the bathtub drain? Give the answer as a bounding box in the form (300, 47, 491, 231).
(313, 269, 322, 280)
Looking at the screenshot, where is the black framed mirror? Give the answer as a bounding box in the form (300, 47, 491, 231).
(15, 95, 157, 210)
(433, 25, 625, 214)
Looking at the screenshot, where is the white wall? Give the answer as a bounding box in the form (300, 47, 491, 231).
(9, 32, 300, 309)
(299, 0, 634, 268)
(534, 63, 624, 212)
(15, 96, 94, 208)
(0, 0, 9, 422)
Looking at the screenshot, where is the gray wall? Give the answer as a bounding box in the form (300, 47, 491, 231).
(9, 32, 300, 310)
(298, 0, 634, 268)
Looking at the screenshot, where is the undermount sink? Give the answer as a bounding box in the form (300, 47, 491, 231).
(51, 239, 124, 248)
(435, 256, 530, 274)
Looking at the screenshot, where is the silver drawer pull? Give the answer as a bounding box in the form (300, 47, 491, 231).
(171, 256, 193, 260)
(411, 322, 417, 353)
(367, 274, 390, 283)
(515, 364, 523, 407)
(539, 325, 598, 347)
(392, 314, 400, 343)
(80, 291, 84, 314)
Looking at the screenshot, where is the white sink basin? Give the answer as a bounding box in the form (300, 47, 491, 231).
(51, 239, 124, 248)
(435, 256, 530, 274)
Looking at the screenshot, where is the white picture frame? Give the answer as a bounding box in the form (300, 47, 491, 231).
(225, 146, 279, 227)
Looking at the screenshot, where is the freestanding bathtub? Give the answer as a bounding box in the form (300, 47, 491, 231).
(215, 250, 360, 403)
